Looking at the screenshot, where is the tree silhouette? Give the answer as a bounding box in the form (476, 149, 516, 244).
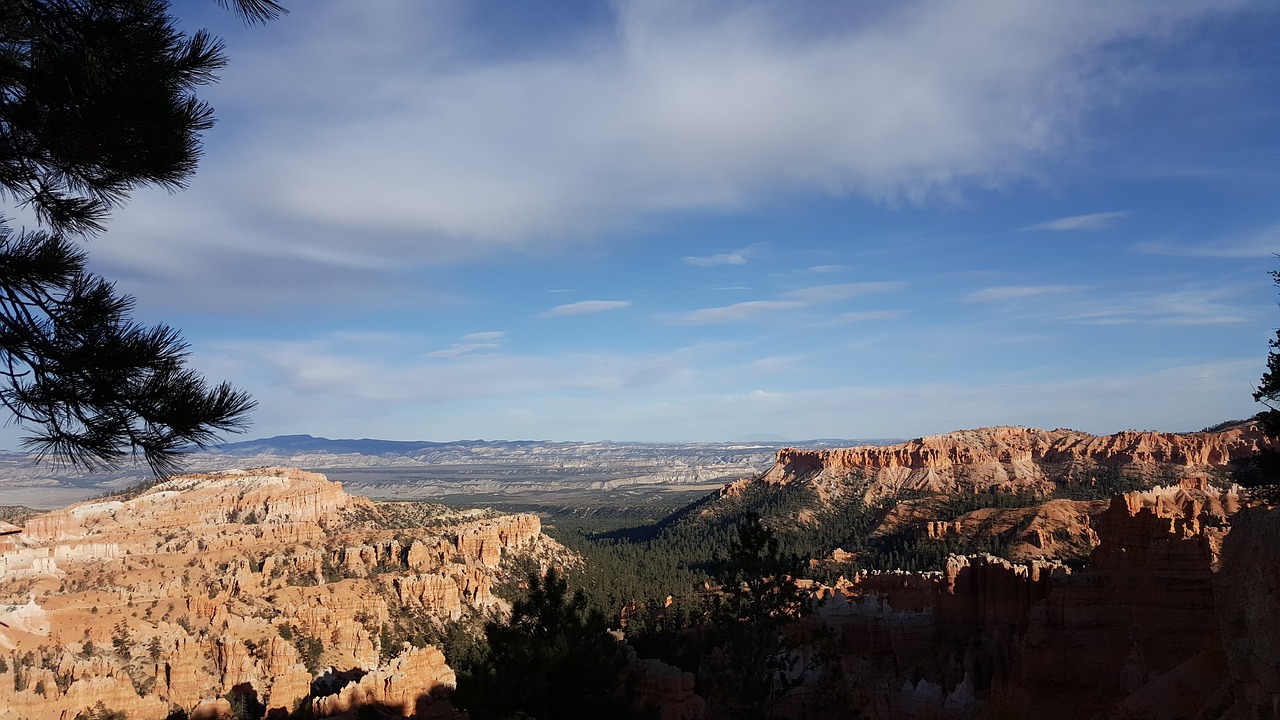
(703, 512, 815, 720)
(455, 567, 643, 720)
(0, 0, 277, 473)
(1239, 268, 1280, 503)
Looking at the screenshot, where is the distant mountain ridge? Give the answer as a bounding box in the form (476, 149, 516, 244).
(210, 434, 878, 455)
(1, 434, 900, 509)
(211, 434, 550, 456)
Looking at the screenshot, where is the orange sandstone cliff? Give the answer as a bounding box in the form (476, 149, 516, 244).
(0, 467, 561, 720)
(803, 481, 1276, 719)
(758, 424, 1272, 500)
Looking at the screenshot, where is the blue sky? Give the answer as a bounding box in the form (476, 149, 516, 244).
(8, 0, 1280, 447)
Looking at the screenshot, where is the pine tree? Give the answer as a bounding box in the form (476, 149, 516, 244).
(0, 0, 281, 473)
(1241, 269, 1280, 503)
(703, 512, 815, 720)
(455, 567, 643, 720)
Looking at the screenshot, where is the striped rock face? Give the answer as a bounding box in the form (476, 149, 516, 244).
(0, 467, 561, 720)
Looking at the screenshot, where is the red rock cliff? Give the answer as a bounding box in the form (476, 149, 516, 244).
(761, 425, 1272, 499)
(0, 467, 568, 720)
(811, 482, 1255, 719)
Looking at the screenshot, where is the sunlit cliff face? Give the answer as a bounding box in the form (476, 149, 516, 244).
(0, 467, 559, 720)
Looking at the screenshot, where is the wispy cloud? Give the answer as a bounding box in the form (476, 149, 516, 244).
(1022, 211, 1132, 231)
(679, 281, 901, 324)
(808, 265, 846, 274)
(837, 310, 903, 322)
(677, 300, 805, 325)
(967, 285, 1081, 302)
(227, 337, 727, 405)
(1061, 289, 1249, 326)
(424, 343, 501, 359)
(1134, 224, 1280, 258)
(425, 331, 506, 359)
(101, 0, 1216, 296)
(685, 248, 752, 267)
(223, 333, 1261, 441)
(783, 282, 903, 302)
(543, 300, 632, 317)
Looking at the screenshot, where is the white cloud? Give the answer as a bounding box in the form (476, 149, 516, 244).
(965, 283, 1254, 326)
(424, 342, 502, 359)
(1021, 211, 1132, 231)
(1060, 288, 1250, 326)
(543, 300, 632, 317)
(1134, 223, 1280, 258)
(675, 281, 900, 324)
(837, 310, 902, 322)
(686, 251, 749, 267)
(967, 285, 1081, 302)
(222, 337, 730, 406)
(115, 0, 1221, 278)
(70, 0, 1244, 323)
(423, 331, 507, 358)
(696, 359, 1261, 439)
(677, 300, 805, 325)
(783, 281, 903, 302)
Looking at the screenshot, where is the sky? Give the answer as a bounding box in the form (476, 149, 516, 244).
(7, 0, 1280, 447)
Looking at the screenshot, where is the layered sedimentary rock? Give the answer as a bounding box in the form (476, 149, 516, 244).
(811, 482, 1259, 719)
(759, 424, 1271, 500)
(0, 467, 566, 720)
(456, 514, 541, 567)
(1013, 488, 1228, 718)
(311, 646, 457, 718)
(1213, 506, 1280, 720)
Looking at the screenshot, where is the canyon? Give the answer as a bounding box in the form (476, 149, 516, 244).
(0, 467, 558, 719)
(0, 436, 881, 512)
(0, 423, 1277, 719)
(655, 423, 1280, 718)
(801, 479, 1276, 719)
(706, 423, 1275, 565)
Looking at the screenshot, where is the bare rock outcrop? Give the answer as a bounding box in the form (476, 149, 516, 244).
(811, 482, 1255, 719)
(266, 663, 313, 717)
(1011, 489, 1228, 717)
(1214, 505, 1280, 720)
(312, 645, 457, 718)
(0, 467, 567, 719)
(760, 425, 1272, 501)
(157, 634, 211, 711)
(629, 654, 705, 720)
(455, 514, 541, 567)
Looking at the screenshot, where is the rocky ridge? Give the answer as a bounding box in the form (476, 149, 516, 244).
(0, 467, 561, 720)
(802, 479, 1278, 719)
(759, 424, 1273, 501)
(702, 424, 1276, 569)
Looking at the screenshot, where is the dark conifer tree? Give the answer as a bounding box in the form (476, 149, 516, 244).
(1239, 269, 1280, 503)
(0, 0, 281, 473)
(455, 567, 644, 720)
(703, 512, 815, 720)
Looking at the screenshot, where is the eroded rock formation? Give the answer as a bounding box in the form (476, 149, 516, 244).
(757, 424, 1272, 501)
(0, 467, 562, 720)
(311, 646, 457, 718)
(806, 481, 1269, 719)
